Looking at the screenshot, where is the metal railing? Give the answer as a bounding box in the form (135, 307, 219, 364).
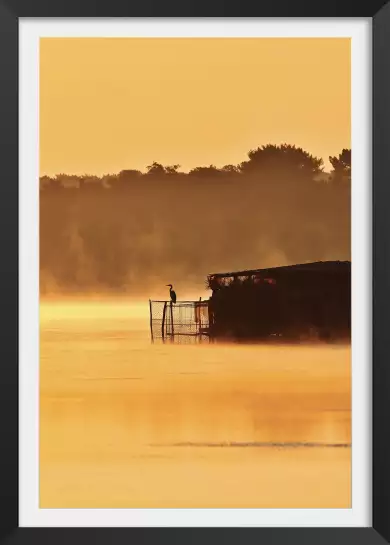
(149, 299, 210, 343)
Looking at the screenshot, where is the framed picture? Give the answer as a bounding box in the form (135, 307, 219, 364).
(1, 3, 389, 544)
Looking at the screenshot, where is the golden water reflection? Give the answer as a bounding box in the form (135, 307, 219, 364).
(40, 301, 351, 508)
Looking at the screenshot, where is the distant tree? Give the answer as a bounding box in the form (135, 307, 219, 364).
(108, 169, 142, 189)
(164, 164, 182, 176)
(329, 149, 351, 183)
(54, 174, 80, 189)
(39, 175, 53, 191)
(79, 174, 104, 191)
(188, 165, 222, 178)
(146, 162, 166, 177)
(220, 164, 241, 179)
(145, 162, 183, 177)
(118, 169, 142, 181)
(240, 144, 324, 179)
(222, 164, 240, 174)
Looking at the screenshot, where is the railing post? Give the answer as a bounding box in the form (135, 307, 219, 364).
(162, 301, 167, 340)
(149, 299, 154, 343)
(170, 301, 174, 340)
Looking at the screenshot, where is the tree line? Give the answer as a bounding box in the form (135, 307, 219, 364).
(40, 144, 351, 296)
(40, 145, 351, 191)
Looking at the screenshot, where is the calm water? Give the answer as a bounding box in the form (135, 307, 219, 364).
(40, 300, 351, 508)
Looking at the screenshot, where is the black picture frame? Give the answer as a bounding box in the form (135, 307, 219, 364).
(0, 3, 388, 544)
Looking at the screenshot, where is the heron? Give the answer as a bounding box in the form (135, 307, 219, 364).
(166, 284, 177, 304)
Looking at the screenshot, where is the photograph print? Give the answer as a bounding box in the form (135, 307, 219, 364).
(39, 37, 351, 508)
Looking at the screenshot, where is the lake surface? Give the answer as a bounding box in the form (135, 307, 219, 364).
(40, 300, 351, 508)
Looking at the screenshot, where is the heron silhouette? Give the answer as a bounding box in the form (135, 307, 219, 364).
(166, 284, 177, 304)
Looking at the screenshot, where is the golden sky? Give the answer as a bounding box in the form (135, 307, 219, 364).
(40, 38, 350, 176)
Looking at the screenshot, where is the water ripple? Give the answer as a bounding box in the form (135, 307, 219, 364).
(152, 441, 351, 449)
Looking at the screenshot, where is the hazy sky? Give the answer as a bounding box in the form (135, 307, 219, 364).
(40, 38, 350, 176)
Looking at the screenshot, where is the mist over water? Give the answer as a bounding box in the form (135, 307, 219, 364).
(39, 37, 352, 507)
(40, 300, 351, 508)
(40, 169, 350, 297)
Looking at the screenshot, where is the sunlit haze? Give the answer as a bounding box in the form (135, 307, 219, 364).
(39, 37, 351, 509)
(40, 38, 350, 176)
